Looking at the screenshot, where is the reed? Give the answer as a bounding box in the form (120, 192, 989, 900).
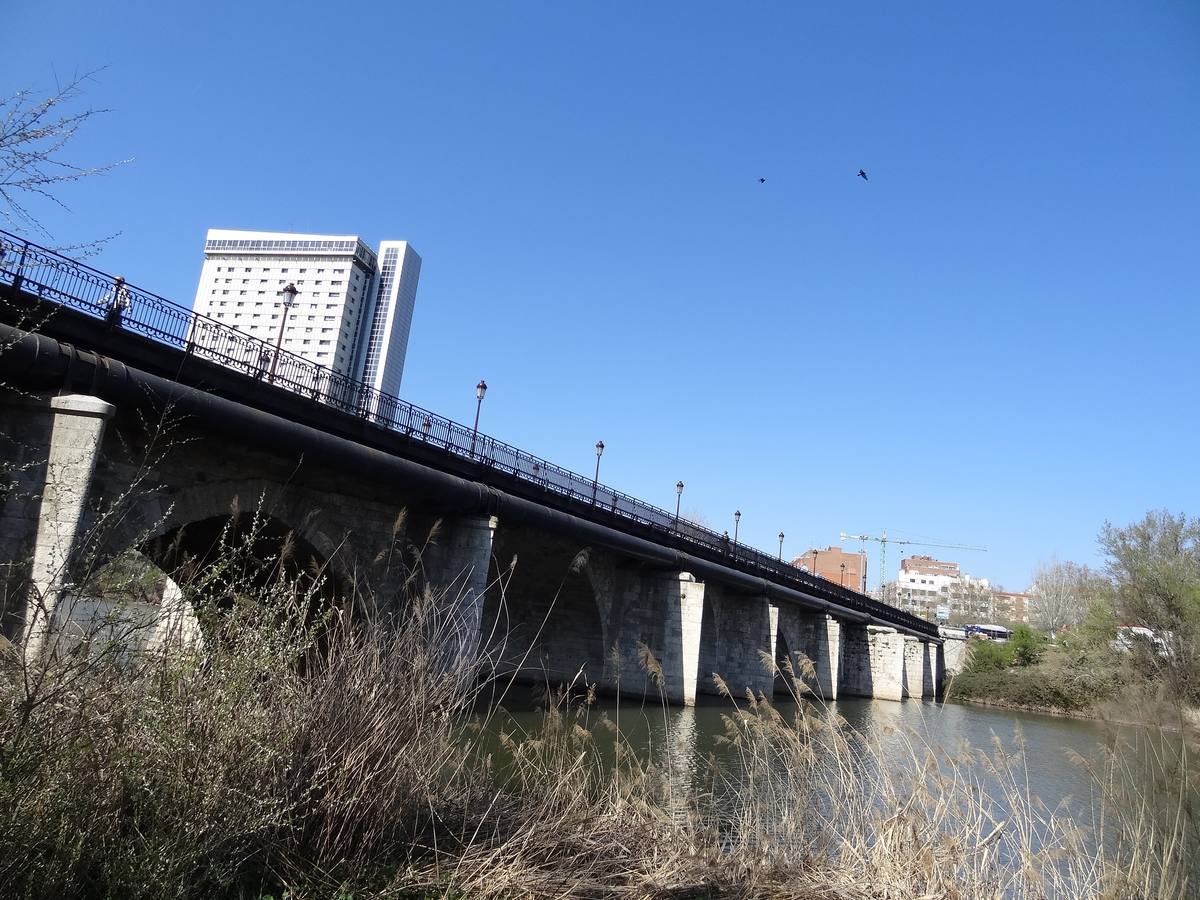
(0, 509, 1192, 898)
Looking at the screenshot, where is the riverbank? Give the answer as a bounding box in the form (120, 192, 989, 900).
(943, 640, 1200, 739)
(3, 587, 1193, 899)
(946, 691, 1200, 736)
(944, 643, 1117, 712)
(2, 520, 1193, 898)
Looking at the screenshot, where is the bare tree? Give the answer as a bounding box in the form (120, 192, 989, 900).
(1028, 557, 1104, 633)
(0, 70, 131, 253)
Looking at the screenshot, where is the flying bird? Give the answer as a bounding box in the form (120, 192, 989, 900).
(759, 177, 767, 184)
(857, 169, 869, 181)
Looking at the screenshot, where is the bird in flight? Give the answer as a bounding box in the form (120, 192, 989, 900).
(759, 177, 767, 184)
(857, 169, 869, 181)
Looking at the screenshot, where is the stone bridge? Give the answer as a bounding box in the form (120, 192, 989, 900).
(0, 239, 943, 706)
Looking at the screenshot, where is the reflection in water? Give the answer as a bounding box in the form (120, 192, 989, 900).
(485, 690, 1150, 861)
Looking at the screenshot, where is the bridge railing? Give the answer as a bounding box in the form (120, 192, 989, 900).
(0, 230, 936, 637)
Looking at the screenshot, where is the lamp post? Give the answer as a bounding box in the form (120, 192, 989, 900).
(674, 481, 684, 529)
(778, 532, 785, 561)
(840, 562, 847, 587)
(733, 510, 741, 547)
(812, 549, 819, 578)
(592, 440, 604, 502)
(470, 379, 487, 457)
(269, 282, 299, 380)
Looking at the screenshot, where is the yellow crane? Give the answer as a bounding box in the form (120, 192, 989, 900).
(839, 531, 987, 593)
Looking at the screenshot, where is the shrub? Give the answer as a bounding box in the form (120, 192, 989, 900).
(1009, 623, 1047, 666)
(0, 504, 1189, 898)
(964, 637, 1012, 672)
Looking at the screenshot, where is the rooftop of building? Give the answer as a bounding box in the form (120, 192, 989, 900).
(203, 228, 378, 269)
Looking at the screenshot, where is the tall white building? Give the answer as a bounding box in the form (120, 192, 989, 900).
(191, 229, 421, 393)
(356, 241, 421, 398)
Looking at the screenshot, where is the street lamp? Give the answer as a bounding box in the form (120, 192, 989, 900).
(269, 282, 299, 380)
(840, 562, 847, 586)
(470, 379, 487, 457)
(778, 531, 785, 561)
(812, 549, 820, 578)
(674, 481, 684, 529)
(733, 510, 741, 546)
(592, 440, 604, 502)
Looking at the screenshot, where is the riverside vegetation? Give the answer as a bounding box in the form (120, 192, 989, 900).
(0, 499, 1195, 900)
(947, 511, 1200, 731)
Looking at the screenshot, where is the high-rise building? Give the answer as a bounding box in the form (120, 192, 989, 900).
(356, 241, 421, 398)
(191, 229, 421, 393)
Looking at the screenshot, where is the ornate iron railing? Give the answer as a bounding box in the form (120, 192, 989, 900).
(0, 230, 937, 637)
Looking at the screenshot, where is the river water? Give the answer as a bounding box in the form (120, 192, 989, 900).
(491, 691, 1117, 815)
(482, 688, 1187, 869)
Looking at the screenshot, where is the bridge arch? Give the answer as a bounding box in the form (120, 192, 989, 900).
(483, 536, 608, 691)
(88, 479, 356, 639)
(102, 478, 348, 588)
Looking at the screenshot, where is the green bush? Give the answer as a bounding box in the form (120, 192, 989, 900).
(948, 665, 1118, 711)
(1009, 624, 1047, 666)
(964, 638, 1013, 672)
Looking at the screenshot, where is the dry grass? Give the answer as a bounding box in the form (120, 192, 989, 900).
(0, 509, 1194, 899)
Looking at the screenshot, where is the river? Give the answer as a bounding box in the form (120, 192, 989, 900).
(490, 691, 1118, 814)
(482, 687, 1191, 879)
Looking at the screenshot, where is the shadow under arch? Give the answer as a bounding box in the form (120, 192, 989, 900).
(482, 550, 607, 692)
(102, 479, 350, 593)
(135, 512, 347, 635)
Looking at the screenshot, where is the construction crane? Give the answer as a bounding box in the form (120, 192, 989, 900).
(839, 531, 987, 594)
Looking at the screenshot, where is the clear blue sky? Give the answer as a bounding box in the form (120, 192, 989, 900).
(5, 1, 1198, 590)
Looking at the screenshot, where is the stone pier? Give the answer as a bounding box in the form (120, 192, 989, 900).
(903, 636, 935, 699)
(774, 606, 841, 701)
(3, 393, 115, 652)
(424, 514, 498, 663)
(839, 624, 905, 701)
(695, 588, 774, 700)
(606, 570, 705, 705)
